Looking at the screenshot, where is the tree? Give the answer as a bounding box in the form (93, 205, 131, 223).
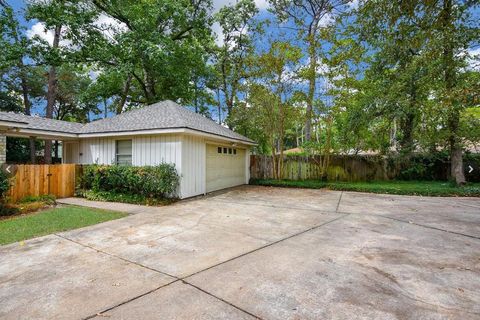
(0, 3, 40, 162)
(246, 41, 302, 178)
(213, 0, 258, 126)
(90, 0, 215, 108)
(352, 0, 433, 157)
(27, 0, 99, 163)
(268, 0, 350, 141)
(427, 0, 478, 185)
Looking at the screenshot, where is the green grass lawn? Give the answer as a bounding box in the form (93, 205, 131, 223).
(250, 179, 480, 197)
(0, 206, 127, 245)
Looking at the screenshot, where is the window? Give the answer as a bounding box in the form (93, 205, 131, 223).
(217, 147, 222, 153)
(223, 147, 227, 154)
(116, 140, 132, 165)
(228, 148, 232, 154)
(233, 149, 237, 155)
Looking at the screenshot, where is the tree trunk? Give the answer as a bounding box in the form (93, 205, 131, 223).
(271, 147, 277, 179)
(54, 140, 59, 160)
(305, 34, 316, 142)
(44, 24, 62, 164)
(226, 98, 234, 128)
(18, 60, 36, 164)
(29, 138, 36, 163)
(143, 66, 156, 103)
(216, 88, 222, 124)
(442, 0, 465, 185)
(399, 111, 415, 154)
(116, 74, 132, 114)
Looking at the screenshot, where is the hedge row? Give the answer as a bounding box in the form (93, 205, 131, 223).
(80, 164, 180, 198)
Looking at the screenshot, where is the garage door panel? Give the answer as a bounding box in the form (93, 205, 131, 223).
(206, 144, 245, 193)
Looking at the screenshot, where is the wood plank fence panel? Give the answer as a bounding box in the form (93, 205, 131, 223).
(5, 164, 77, 203)
(250, 155, 396, 182)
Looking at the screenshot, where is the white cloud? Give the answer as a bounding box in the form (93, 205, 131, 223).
(349, 0, 359, 9)
(25, 21, 73, 47)
(254, 0, 269, 10)
(317, 13, 335, 28)
(467, 47, 480, 71)
(93, 13, 128, 41)
(212, 22, 224, 46)
(26, 22, 54, 45)
(88, 70, 101, 81)
(211, 0, 266, 46)
(212, 0, 268, 12)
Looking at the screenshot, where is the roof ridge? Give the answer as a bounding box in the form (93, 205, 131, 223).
(0, 100, 254, 143)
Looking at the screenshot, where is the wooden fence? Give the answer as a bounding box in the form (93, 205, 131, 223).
(4, 164, 77, 203)
(250, 155, 396, 182)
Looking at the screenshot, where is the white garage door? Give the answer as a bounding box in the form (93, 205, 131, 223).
(206, 144, 246, 193)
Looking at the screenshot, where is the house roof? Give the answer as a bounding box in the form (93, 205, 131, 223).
(0, 100, 254, 144)
(0, 112, 84, 134)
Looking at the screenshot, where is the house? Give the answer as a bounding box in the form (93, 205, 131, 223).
(0, 100, 255, 198)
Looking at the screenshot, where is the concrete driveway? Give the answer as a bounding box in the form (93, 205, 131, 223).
(1, 186, 479, 320)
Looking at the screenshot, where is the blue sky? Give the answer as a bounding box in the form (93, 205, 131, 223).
(5, 0, 479, 121)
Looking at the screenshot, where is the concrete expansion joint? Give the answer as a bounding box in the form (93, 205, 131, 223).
(335, 191, 344, 212)
(58, 214, 349, 320)
(374, 215, 480, 241)
(54, 233, 177, 278)
(181, 280, 264, 320)
(81, 280, 181, 320)
(211, 198, 348, 214)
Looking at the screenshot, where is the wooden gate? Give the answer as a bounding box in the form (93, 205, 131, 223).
(5, 164, 77, 203)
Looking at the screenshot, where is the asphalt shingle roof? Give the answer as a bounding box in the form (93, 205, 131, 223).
(0, 100, 254, 143)
(0, 112, 84, 133)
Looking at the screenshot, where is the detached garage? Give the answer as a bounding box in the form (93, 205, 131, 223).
(206, 144, 246, 193)
(0, 100, 255, 199)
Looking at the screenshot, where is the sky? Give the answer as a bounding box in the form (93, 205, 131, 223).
(10, 0, 271, 46)
(6, 0, 275, 120)
(4, 0, 479, 120)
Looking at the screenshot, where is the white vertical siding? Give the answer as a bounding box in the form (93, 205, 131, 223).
(245, 148, 251, 184)
(181, 135, 206, 198)
(131, 135, 181, 167)
(78, 135, 182, 167)
(63, 142, 80, 164)
(78, 138, 116, 165)
(76, 133, 249, 199)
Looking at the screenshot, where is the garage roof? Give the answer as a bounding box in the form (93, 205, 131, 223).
(0, 101, 254, 144)
(0, 112, 84, 134)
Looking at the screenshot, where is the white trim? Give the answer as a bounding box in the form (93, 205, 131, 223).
(80, 128, 256, 145)
(4, 129, 79, 140)
(0, 120, 29, 128)
(1, 126, 257, 146)
(79, 128, 184, 138)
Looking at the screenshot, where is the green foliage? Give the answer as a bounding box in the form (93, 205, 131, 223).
(80, 164, 180, 199)
(0, 206, 126, 245)
(83, 190, 174, 206)
(251, 179, 480, 197)
(18, 194, 56, 205)
(0, 169, 13, 217)
(0, 170, 10, 199)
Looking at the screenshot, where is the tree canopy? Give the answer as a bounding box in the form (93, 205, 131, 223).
(0, 0, 478, 183)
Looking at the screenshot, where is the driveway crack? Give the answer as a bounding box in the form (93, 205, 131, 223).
(336, 191, 344, 212)
(54, 233, 177, 279)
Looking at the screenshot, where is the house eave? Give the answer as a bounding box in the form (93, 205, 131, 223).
(78, 127, 257, 145)
(2, 128, 79, 140)
(1, 125, 257, 146)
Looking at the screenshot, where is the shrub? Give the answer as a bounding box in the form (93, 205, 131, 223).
(0, 170, 10, 199)
(18, 194, 56, 205)
(0, 169, 14, 216)
(80, 164, 180, 198)
(83, 190, 174, 206)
